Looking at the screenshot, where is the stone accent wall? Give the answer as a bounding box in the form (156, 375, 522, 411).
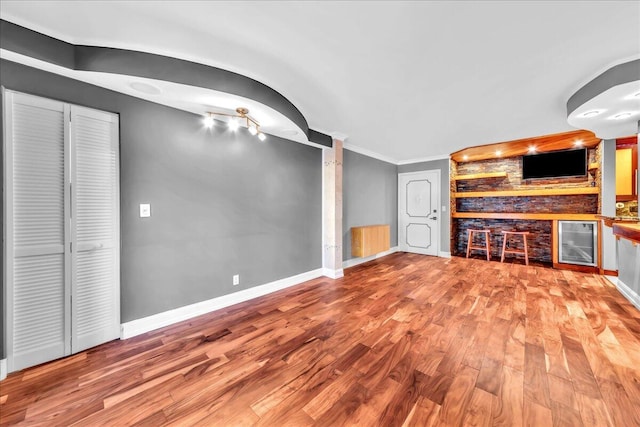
(455, 219, 552, 262)
(455, 148, 597, 192)
(451, 146, 601, 264)
(457, 195, 598, 214)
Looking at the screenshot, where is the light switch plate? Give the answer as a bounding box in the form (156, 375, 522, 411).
(140, 203, 151, 218)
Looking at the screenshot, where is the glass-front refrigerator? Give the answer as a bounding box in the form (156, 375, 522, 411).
(558, 221, 598, 266)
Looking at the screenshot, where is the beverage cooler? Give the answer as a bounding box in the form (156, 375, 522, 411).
(558, 221, 598, 266)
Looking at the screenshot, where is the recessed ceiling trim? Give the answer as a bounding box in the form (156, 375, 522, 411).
(567, 59, 640, 116)
(566, 58, 640, 139)
(0, 18, 333, 148)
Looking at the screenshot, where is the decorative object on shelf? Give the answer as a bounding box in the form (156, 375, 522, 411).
(204, 107, 266, 141)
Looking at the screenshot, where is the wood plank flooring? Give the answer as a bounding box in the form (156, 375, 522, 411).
(1, 253, 640, 426)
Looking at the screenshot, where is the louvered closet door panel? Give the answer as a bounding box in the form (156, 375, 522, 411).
(8, 93, 69, 371)
(71, 105, 120, 352)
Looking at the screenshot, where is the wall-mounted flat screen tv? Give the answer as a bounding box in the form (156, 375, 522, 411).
(522, 148, 587, 179)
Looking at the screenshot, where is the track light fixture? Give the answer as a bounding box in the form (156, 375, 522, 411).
(203, 107, 266, 141)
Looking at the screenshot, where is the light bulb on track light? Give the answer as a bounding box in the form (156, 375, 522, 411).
(203, 114, 214, 128)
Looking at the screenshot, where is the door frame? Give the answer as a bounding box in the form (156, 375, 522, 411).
(398, 169, 441, 256)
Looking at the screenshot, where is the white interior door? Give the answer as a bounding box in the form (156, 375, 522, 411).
(5, 91, 120, 372)
(5, 92, 70, 371)
(398, 170, 440, 256)
(70, 105, 120, 353)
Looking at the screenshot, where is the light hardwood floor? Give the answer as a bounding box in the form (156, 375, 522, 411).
(1, 253, 640, 426)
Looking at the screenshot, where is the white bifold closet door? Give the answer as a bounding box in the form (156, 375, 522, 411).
(5, 91, 120, 372)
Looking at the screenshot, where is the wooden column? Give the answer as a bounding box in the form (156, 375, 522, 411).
(323, 138, 344, 278)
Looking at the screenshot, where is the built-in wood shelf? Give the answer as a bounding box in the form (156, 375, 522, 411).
(452, 212, 598, 220)
(588, 162, 599, 171)
(453, 172, 507, 181)
(453, 187, 599, 198)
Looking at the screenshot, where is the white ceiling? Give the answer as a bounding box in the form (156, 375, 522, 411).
(1, 1, 639, 163)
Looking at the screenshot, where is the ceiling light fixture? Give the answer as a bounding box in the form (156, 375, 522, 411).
(204, 107, 266, 140)
(580, 110, 602, 118)
(129, 81, 162, 95)
(528, 146, 536, 153)
(573, 139, 584, 147)
(228, 118, 239, 131)
(462, 155, 469, 161)
(495, 150, 502, 157)
(203, 113, 214, 128)
(612, 112, 633, 120)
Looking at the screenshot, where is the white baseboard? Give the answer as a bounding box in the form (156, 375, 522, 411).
(439, 251, 452, 258)
(606, 275, 640, 311)
(0, 359, 7, 381)
(322, 268, 344, 279)
(343, 246, 399, 269)
(121, 268, 324, 339)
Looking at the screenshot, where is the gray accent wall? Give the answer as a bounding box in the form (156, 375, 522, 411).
(398, 159, 451, 254)
(343, 149, 398, 261)
(0, 59, 323, 358)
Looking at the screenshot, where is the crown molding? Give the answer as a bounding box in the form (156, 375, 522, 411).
(330, 132, 349, 142)
(397, 154, 450, 165)
(342, 142, 398, 165)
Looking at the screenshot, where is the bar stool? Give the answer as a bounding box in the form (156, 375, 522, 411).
(466, 229, 491, 261)
(500, 231, 530, 265)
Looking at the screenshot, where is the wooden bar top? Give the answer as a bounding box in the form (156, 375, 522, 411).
(598, 215, 640, 228)
(612, 222, 640, 245)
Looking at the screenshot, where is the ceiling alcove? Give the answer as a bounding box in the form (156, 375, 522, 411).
(0, 19, 333, 148)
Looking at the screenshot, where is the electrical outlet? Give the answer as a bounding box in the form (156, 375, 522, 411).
(233, 274, 240, 286)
